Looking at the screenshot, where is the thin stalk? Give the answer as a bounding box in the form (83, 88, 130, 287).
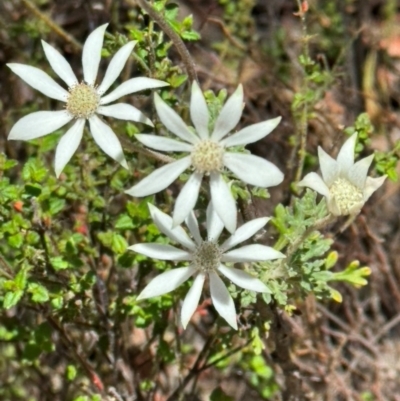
(136, 0, 198, 83)
(293, 0, 310, 187)
(21, 0, 82, 51)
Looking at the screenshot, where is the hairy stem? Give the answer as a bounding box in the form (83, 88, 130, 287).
(136, 0, 198, 83)
(293, 0, 310, 188)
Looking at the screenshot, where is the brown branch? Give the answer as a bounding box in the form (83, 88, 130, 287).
(136, 0, 198, 83)
(21, 0, 82, 51)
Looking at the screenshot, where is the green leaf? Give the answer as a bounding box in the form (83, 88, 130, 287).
(8, 232, 24, 248)
(22, 158, 48, 182)
(169, 74, 188, 88)
(24, 183, 42, 197)
(3, 290, 24, 309)
(15, 267, 28, 290)
(181, 30, 201, 41)
(28, 283, 49, 303)
(115, 214, 134, 230)
(49, 198, 66, 215)
(67, 365, 77, 381)
(50, 256, 69, 270)
(112, 233, 128, 254)
(330, 261, 371, 287)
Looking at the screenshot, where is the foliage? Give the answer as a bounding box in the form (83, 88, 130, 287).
(0, 0, 396, 400)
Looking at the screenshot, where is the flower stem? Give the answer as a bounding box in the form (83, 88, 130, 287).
(21, 0, 82, 51)
(293, 0, 310, 188)
(136, 0, 198, 83)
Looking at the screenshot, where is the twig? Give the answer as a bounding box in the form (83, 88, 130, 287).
(293, 0, 310, 188)
(0, 253, 14, 279)
(166, 335, 214, 401)
(136, 0, 198, 83)
(46, 315, 105, 393)
(21, 0, 82, 51)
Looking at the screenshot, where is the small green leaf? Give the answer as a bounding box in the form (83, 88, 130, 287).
(24, 184, 42, 197)
(3, 290, 24, 309)
(112, 234, 128, 254)
(49, 198, 66, 215)
(325, 251, 338, 269)
(115, 214, 134, 230)
(28, 283, 49, 303)
(8, 232, 24, 248)
(50, 256, 69, 270)
(67, 365, 77, 381)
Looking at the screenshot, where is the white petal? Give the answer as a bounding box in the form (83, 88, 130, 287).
(222, 244, 285, 262)
(173, 172, 203, 227)
(100, 77, 169, 105)
(97, 103, 153, 126)
(211, 85, 243, 142)
(224, 152, 284, 187)
(148, 204, 196, 251)
(347, 154, 373, 189)
(54, 119, 85, 177)
(125, 156, 191, 197)
(135, 134, 193, 152)
(363, 175, 387, 201)
(7, 63, 68, 102)
(190, 81, 209, 139)
(128, 243, 191, 260)
(185, 211, 202, 245)
(9, 110, 72, 141)
(298, 172, 330, 197)
(137, 267, 196, 300)
(181, 273, 206, 328)
(218, 265, 270, 293)
(318, 146, 339, 187)
(206, 201, 224, 242)
(327, 196, 341, 216)
(98, 41, 136, 94)
(221, 117, 281, 147)
(220, 217, 269, 252)
(41, 40, 78, 87)
(336, 133, 357, 171)
(88, 115, 128, 168)
(154, 93, 199, 144)
(209, 272, 237, 329)
(210, 172, 237, 234)
(82, 24, 108, 85)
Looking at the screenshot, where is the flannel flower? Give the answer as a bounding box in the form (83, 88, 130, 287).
(7, 24, 168, 176)
(125, 82, 284, 233)
(130, 203, 285, 330)
(298, 133, 387, 216)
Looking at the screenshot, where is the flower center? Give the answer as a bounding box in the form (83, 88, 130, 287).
(193, 241, 221, 273)
(329, 177, 364, 215)
(66, 82, 100, 119)
(191, 140, 224, 174)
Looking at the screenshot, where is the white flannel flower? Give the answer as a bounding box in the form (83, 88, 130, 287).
(7, 24, 168, 176)
(298, 133, 387, 216)
(125, 82, 284, 233)
(130, 203, 285, 330)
